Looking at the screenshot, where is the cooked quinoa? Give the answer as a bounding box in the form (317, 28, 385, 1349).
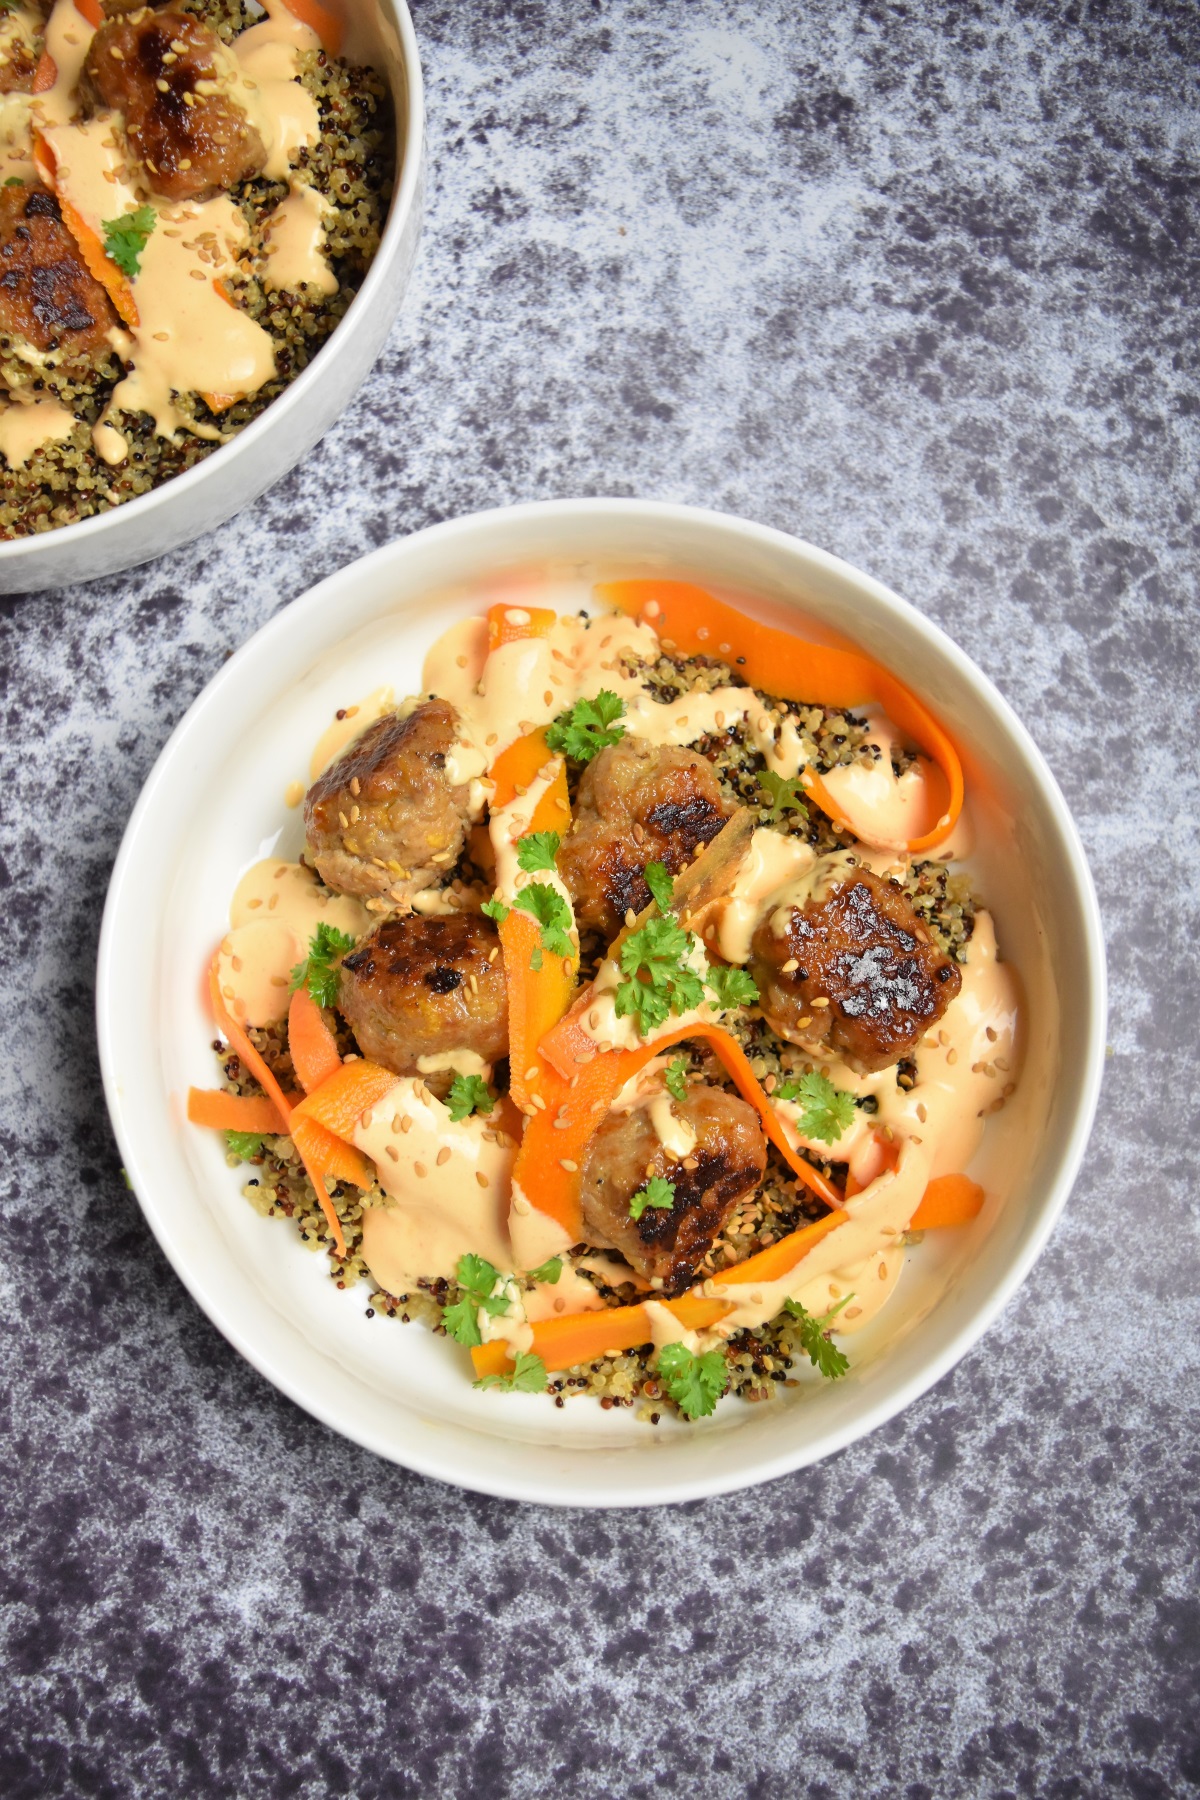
(211, 657, 981, 1422)
(0, 2, 394, 539)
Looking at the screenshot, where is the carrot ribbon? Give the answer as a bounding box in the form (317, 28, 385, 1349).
(597, 580, 963, 855)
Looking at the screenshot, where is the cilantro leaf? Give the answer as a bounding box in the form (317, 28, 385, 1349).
(664, 1056, 689, 1102)
(445, 1073, 494, 1122)
(776, 1068, 857, 1143)
(783, 1295, 851, 1379)
(657, 1342, 729, 1419)
(705, 964, 760, 1010)
(481, 896, 510, 925)
(758, 768, 809, 821)
(443, 1253, 513, 1345)
(442, 1296, 483, 1346)
(527, 1256, 563, 1284)
(102, 204, 157, 279)
(614, 915, 705, 1036)
(225, 1130, 265, 1161)
(517, 831, 561, 873)
(289, 921, 356, 1009)
(644, 860, 674, 912)
(514, 882, 574, 961)
(629, 1175, 676, 1222)
(4, 177, 24, 188)
(456, 1253, 503, 1300)
(475, 1350, 549, 1393)
(544, 690, 626, 762)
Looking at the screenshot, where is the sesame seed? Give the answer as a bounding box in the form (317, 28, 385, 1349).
(400, 1115, 412, 1133)
(531, 1094, 547, 1111)
(413, 1162, 427, 1178)
(437, 1148, 451, 1166)
(559, 1158, 578, 1172)
(475, 1171, 489, 1188)
(811, 997, 830, 1008)
(385, 1145, 399, 1162)
(782, 958, 799, 973)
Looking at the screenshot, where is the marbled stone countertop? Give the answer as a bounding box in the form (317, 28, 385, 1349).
(2, 2, 1197, 1794)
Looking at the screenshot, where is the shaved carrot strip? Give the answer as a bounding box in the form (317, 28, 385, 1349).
(291, 1113, 373, 1189)
(32, 51, 55, 94)
(207, 958, 346, 1255)
(910, 1173, 985, 1229)
(598, 580, 964, 855)
(291, 1058, 399, 1139)
(287, 986, 342, 1095)
(709, 1207, 850, 1289)
(470, 1292, 731, 1380)
(32, 130, 139, 328)
(490, 731, 576, 1113)
(486, 602, 557, 652)
(75, 0, 103, 26)
(280, 0, 344, 54)
(187, 1088, 288, 1135)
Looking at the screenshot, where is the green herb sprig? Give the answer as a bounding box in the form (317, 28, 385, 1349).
(102, 204, 157, 279)
(663, 1057, 689, 1102)
(474, 1350, 549, 1394)
(614, 915, 704, 1035)
(225, 1130, 265, 1162)
(629, 1175, 676, 1222)
(657, 1342, 729, 1419)
(516, 831, 561, 873)
(445, 1073, 494, 1122)
(783, 1294, 852, 1379)
(758, 769, 809, 821)
(544, 690, 626, 762)
(441, 1254, 512, 1347)
(289, 922, 356, 1009)
(775, 1068, 857, 1143)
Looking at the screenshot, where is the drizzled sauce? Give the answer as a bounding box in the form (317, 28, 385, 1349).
(217, 858, 368, 1027)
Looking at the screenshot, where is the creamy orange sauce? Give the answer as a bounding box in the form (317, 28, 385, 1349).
(217, 858, 368, 1027)
(33, 0, 94, 132)
(262, 185, 337, 296)
(0, 397, 76, 466)
(427, 609, 752, 771)
(308, 688, 395, 780)
(355, 1079, 516, 1292)
(820, 713, 940, 850)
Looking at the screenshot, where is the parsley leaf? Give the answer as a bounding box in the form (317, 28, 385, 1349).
(474, 1350, 549, 1394)
(102, 204, 157, 279)
(517, 831, 561, 873)
(527, 1256, 563, 1284)
(4, 176, 24, 188)
(657, 1342, 729, 1419)
(614, 915, 705, 1035)
(629, 1175, 676, 1222)
(776, 1068, 857, 1143)
(481, 896, 510, 925)
(664, 1056, 689, 1102)
(758, 768, 809, 821)
(289, 921, 356, 1009)
(783, 1295, 852, 1379)
(225, 1130, 265, 1161)
(445, 1073, 494, 1122)
(705, 964, 760, 1010)
(442, 1253, 512, 1346)
(644, 860, 674, 912)
(544, 690, 626, 762)
(514, 882, 574, 961)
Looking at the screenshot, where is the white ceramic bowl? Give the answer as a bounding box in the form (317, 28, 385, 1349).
(96, 500, 1106, 1507)
(0, 1, 423, 595)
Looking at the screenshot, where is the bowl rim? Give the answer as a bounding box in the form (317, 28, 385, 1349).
(96, 497, 1108, 1506)
(0, 0, 424, 570)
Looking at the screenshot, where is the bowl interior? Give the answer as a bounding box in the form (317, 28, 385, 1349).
(98, 502, 1104, 1505)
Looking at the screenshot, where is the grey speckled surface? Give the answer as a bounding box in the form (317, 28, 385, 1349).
(2, 1, 1198, 1794)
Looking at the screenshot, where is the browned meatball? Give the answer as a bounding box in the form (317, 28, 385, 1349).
(749, 866, 962, 1073)
(337, 913, 508, 1078)
(305, 700, 475, 901)
(84, 10, 266, 202)
(0, 184, 118, 364)
(580, 1086, 767, 1295)
(558, 737, 733, 940)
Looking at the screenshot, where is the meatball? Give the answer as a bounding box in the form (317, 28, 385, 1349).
(305, 699, 475, 901)
(337, 913, 508, 1079)
(558, 737, 733, 940)
(749, 865, 962, 1073)
(580, 1086, 767, 1295)
(84, 9, 266, 202)
(0, 184, 119, 364)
